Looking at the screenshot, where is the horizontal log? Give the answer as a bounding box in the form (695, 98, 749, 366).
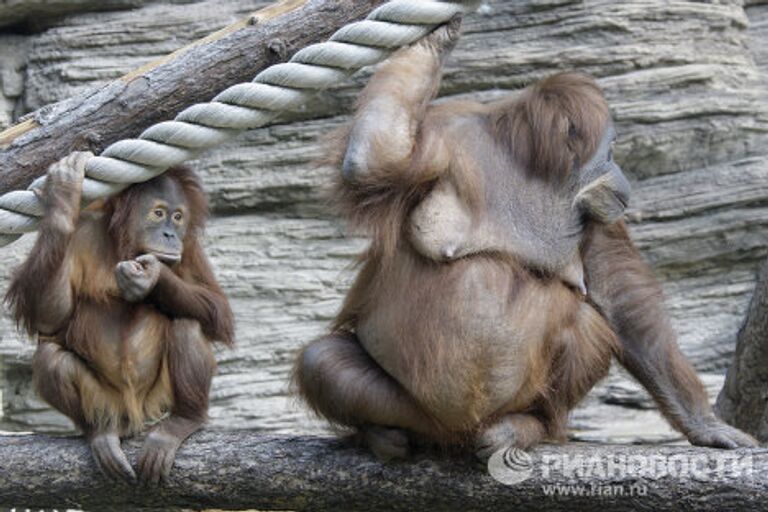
(0, 0, 387, 196)
(0, 431, 766, 511)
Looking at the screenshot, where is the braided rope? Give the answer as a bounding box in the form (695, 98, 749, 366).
(0, 0, 478, 248)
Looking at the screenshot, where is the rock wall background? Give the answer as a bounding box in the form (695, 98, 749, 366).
(0, 0, 767, 443)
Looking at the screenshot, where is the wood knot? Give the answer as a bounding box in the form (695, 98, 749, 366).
(267, 39, 288, 64)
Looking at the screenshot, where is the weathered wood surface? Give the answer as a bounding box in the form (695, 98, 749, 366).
(1, 431, 766, 511)
(0, 0, 388, 195)
(0, 0, 768, 443)
(717, 259, 768, 441)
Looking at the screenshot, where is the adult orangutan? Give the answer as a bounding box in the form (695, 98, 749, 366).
(294, 17, 756, 460)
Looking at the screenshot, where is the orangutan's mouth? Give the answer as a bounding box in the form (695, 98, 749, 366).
(151, 251, 182, 264)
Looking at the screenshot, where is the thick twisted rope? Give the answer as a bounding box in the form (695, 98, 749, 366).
(0, 0, 479, 248)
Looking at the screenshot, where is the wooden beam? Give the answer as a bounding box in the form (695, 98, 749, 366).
(0, 0, 388, 196)
(0, 431, 765, 511)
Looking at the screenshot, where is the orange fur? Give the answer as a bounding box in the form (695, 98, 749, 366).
(491, 72, 610, 182)
(297, 67, 623, 452)
(298, 24, 755, 453)
(6, 166, 231, 437)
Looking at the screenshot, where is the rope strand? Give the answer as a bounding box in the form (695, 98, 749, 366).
(0, 0, 478, 248)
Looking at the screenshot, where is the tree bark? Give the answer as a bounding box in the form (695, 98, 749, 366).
(0, 431, 766, 511)
(0, 0, 387, 196)
(716, 259, 768, 441)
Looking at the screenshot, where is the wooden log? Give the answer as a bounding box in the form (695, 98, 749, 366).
(0, 431, 766, 511)
(717, 259, 768, 442)
(0, 0, 388, 196)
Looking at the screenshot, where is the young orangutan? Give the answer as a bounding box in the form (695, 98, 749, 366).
(6, 152, 234, 484)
